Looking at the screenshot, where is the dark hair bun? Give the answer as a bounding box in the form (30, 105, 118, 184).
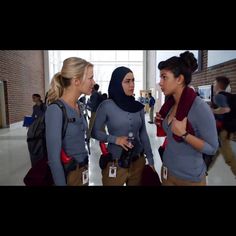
(180, 51, 198, 73)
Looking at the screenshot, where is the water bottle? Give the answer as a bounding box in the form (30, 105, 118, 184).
(99, 141, 109, 155)
(127, 132, 134, 152)
(119, 132, 134, 168)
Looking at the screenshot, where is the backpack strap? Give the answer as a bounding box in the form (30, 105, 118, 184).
(50, 100, 91, 154)
(218, 91, 234, 115)
(50, 100, 68, 139)
(218, 91, 230, 100)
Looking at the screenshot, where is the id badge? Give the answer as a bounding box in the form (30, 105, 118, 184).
(163, 166, 168, 180)
(82, 169, 89, 185)
(109, 166, 117, 178)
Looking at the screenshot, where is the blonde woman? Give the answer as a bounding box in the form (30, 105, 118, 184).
(46, 57, 95, 186)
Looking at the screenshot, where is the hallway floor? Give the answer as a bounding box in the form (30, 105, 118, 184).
(1, 114, 236, 186)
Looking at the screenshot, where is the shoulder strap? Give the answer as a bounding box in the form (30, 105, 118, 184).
(218, 91, 232, 105)
(219, 91, 229, 95)
(218, 91, 232, 100)
(50, 100, 68, 139)
(219, 91, 229, 96)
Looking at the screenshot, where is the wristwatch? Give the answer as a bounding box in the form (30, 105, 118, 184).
(182, 131, 189, 140)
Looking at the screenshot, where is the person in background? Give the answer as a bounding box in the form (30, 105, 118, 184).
(102, 93, 108, 100)
(148, 92, 155, 124)
(79, 95, 90, 122)
(138, 92, 145, 105)
(211, 76, 236, 176)
(88, 83, 103, 138)
(32, 94, 46, 120)
(144, 94, 149, 113)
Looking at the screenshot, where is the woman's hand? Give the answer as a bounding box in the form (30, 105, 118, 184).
(155, 112, 163, 126)
(171, 117, 187, 137)
(116, 136, 134, 151)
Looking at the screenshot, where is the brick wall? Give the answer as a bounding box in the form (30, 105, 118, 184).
(192, 50, 236, 93)
(0, 50, 45, 125)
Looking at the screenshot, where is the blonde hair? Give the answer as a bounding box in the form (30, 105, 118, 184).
(47, 57, 93, 104)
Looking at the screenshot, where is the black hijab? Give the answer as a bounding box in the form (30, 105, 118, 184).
(108, 66, 144, 113)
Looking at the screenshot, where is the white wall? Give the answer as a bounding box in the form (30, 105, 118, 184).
(145, 51, 161, 113)
(43, 50, 50, 92)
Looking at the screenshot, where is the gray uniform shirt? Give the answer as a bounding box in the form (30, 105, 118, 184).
(91, 99, 154, 165)
(32, 103, 46, 119)
(213, 93, 229, 121)
(45, 99, 88, 186)
(162, 96, 219, 182)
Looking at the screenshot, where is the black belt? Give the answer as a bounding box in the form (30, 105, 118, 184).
(112, 154, 141, 162)
(112, 154, 141, 163)
(64, 156, 88, 174)
(78, 156, 89, 168)
(131, 154, 140, 162)
(117, 154, 141, 169)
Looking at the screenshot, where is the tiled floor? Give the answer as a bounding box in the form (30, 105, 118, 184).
(0, 127, 31, 185)
(0, 114, 236, 186)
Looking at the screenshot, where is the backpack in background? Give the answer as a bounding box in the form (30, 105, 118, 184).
(219, 91, 236, 133)
(24, 100, 68, 186)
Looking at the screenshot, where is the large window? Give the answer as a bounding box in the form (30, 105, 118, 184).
(208, 50, 236, 67)
(48, 50, 144, 98)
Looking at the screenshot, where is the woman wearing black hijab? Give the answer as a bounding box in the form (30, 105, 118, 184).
(92, 66, 155, 186)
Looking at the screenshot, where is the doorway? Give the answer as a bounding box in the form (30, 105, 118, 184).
(0, 81, 7, 128)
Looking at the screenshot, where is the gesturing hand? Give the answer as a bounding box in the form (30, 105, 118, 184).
(171, 117, 187, 137)
(116, 136, 134, 151)
(155, 112, 163, 126)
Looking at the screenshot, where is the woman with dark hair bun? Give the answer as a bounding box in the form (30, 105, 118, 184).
(155, 51, 218, 186)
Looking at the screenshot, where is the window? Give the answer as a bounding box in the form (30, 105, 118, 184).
(198, 85, 212, 102)
(207, 50, 236, 67)
(48, 50, 144, 99)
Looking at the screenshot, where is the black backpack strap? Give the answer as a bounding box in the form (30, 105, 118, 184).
(50, 100, 68, 139)
(218, 91, 231, 101)
(218, 91, 234, 113)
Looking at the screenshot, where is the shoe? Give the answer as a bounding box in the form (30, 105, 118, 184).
(148, 121, 154, 124)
